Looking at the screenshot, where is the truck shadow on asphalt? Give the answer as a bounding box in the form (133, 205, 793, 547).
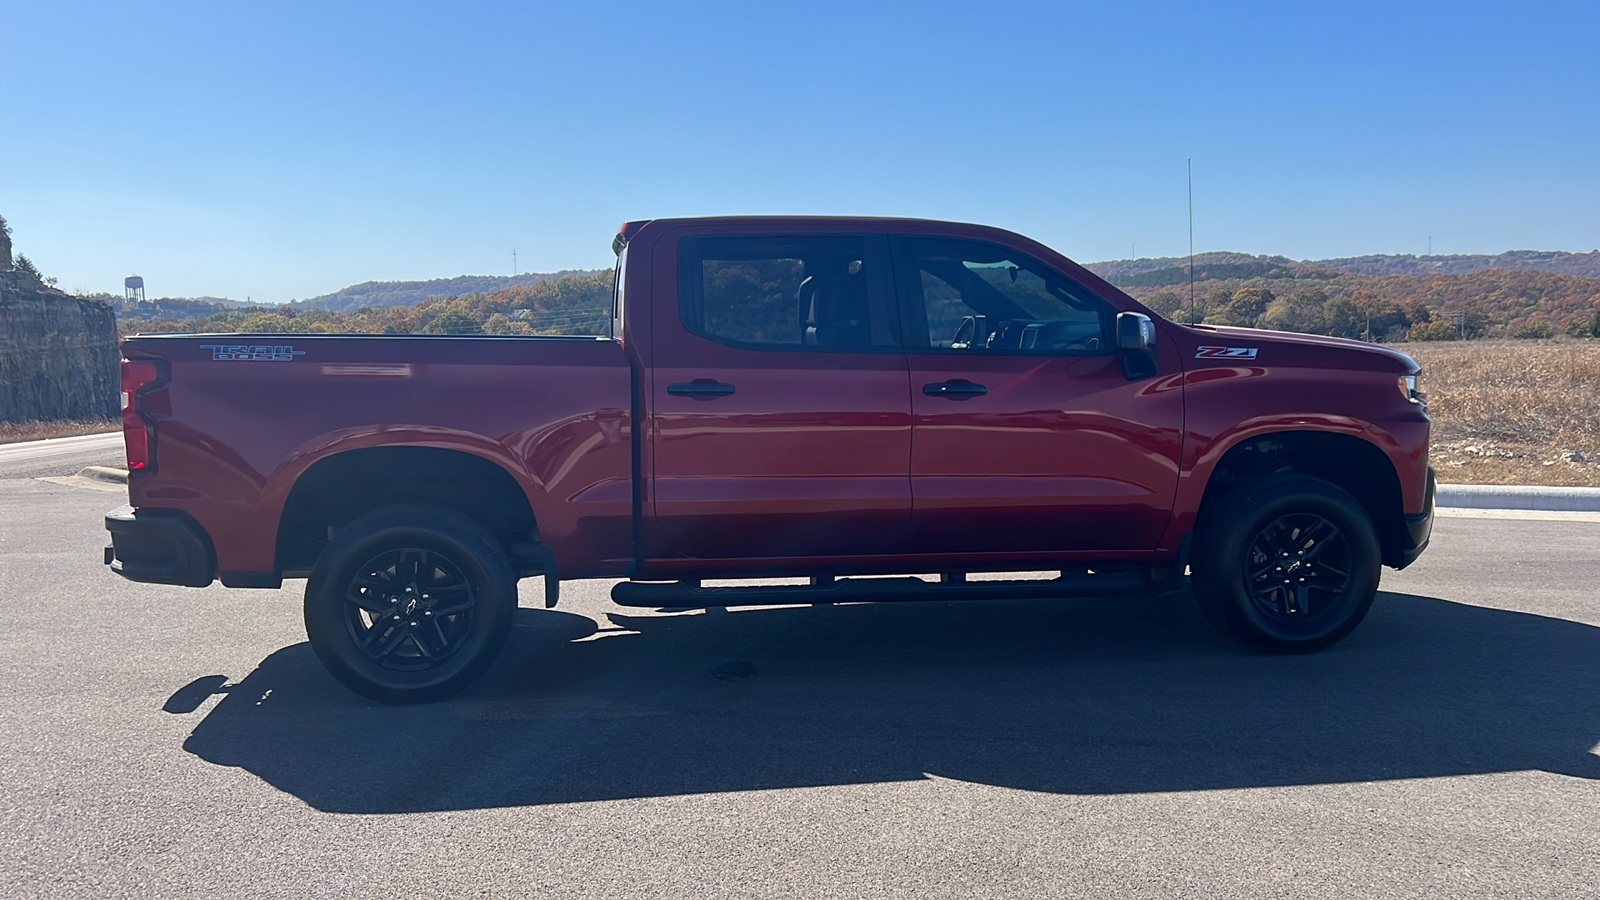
(178, 590, 1600, 813)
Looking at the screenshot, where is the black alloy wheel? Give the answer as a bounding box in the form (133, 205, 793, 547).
(343, 548, 477, 670)
(1243, 513, 1353, 624)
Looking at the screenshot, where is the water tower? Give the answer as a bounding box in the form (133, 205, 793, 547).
(124, 275, 145, 303)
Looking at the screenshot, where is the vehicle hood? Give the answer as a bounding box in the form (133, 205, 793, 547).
(1184, 324, 1419, 373)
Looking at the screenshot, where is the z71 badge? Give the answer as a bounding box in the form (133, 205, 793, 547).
(199, 344, 307, 361)
(1195, 346, 1258, 360)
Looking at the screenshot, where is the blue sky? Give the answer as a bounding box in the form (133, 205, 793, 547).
(3, 0, 1596, 302)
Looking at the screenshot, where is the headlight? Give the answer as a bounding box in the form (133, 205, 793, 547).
(1399, 373, 1424, 405)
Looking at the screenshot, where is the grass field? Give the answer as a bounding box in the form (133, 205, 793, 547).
(1405, 339, 1600, 486)
(0, 418, 120, 445)
(2, 341, 1596, 485)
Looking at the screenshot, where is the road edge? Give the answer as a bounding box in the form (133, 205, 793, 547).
(1434, 483, 1600, 512)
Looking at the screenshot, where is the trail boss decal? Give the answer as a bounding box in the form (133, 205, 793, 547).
(199, 345, 307, 361)
(1195, 346, 1259, 360)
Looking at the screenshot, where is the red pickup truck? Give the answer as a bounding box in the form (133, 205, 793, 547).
(105, 216, 1434, 702)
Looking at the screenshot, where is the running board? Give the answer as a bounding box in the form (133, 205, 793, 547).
(610, 569, 1152, 609)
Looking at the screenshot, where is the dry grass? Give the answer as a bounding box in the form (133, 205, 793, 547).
(1403, 339, 1600, 486)
(0, 418, 121, 445)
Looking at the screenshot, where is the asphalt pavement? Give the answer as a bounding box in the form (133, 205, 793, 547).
(0, 473, 1596, 898)
(0, 432, 124, 480)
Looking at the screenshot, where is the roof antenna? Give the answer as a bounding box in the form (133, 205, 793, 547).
(1188, 158, 1196, 324)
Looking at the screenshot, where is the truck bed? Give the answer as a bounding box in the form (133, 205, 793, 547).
(120, 333, 635, 581)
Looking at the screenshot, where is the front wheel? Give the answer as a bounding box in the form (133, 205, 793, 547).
(1191, 475, 1381, 653)
(304, 504, 516, 703)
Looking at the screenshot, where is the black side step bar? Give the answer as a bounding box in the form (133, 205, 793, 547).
(611, 569, 1154, 609)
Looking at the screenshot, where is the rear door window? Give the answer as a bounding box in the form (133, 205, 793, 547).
(679, 236, 888, 351)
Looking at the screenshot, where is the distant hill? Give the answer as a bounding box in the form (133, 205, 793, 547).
(293, 271, 608, 312)
(1083, 249, 1600, 341)
(1085, 250, 1600, 283)
(1310, 250, 1600, 279)
(1086, 253, 1334, 288)
(1088, 252, 1300, 282)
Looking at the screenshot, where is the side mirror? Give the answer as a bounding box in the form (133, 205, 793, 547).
(1116, 311, 1156, 352)
(1115, 312, 1158, 380)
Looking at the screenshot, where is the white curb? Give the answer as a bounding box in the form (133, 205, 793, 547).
(1436, 483, 1600, 513)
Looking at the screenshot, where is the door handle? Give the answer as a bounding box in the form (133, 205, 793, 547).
(923, 380, 987, 399)
(668, 380, 736, 400)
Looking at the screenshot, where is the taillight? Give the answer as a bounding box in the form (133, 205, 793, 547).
(611, 219, 649, 255)
(121, 358, 161, 472)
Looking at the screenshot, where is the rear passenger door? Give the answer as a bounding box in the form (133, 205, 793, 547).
(650, 233, 911, 559)
(896, 236, 1183, 554)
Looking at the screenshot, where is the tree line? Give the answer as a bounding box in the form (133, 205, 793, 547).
(112, 272, 614, 338)
(1131, 268, 1600, 341)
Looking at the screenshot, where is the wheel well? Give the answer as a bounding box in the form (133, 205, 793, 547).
(1200, 432, 1408, 567)
(276, 447, 540, 575)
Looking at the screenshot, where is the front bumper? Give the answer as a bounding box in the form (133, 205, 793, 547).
(104, 506, 216, 587)
(1392, 468, 1436, 570)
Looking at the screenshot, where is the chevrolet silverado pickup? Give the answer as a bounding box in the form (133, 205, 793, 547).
(105, 217, 1435, 702)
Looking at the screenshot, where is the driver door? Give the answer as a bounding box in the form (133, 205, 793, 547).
(894, 236, 1183, 554)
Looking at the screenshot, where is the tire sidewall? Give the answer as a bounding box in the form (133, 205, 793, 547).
(1194, 476, 1381, 653)
(304, 506, 515, 703)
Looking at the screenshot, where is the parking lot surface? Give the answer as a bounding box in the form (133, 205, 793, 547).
(1, 476, 1596, 898)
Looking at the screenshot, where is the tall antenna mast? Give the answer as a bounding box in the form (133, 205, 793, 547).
(513, 248, 518, 275)
(1188, 158, 1195, 324)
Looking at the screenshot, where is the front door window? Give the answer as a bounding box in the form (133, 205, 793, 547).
(909, 239, 1110, 354)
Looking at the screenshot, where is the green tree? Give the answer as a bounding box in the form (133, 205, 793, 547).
(1210, 287, 1273, 327)
(1198, 286, 1230, 323)
(1260, 288, 1328, 335)
(14, 253, 42, 281)
(239, 312, 314, 333)
(1142, 290, 1183, 320)
(423, 311, 484, 334)
(1321, 295, 1363, 338)
(1407, 320, 1462, 341)
(1510, 319, 1552, 339)
(1591, 308, 1600, 338)
(1441, 304, 1489, 339)
(483, 312, 535, 335)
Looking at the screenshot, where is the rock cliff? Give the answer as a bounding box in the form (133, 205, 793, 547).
(0, 272, 119, 422)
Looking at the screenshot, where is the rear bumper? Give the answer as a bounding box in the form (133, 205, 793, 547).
(1392, 468, 1436, 570)
(104, 506, 216, 587)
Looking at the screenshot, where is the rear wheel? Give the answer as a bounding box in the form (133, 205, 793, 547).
(304, 504, 516, 703)
(1192, 474, 1380, 653)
